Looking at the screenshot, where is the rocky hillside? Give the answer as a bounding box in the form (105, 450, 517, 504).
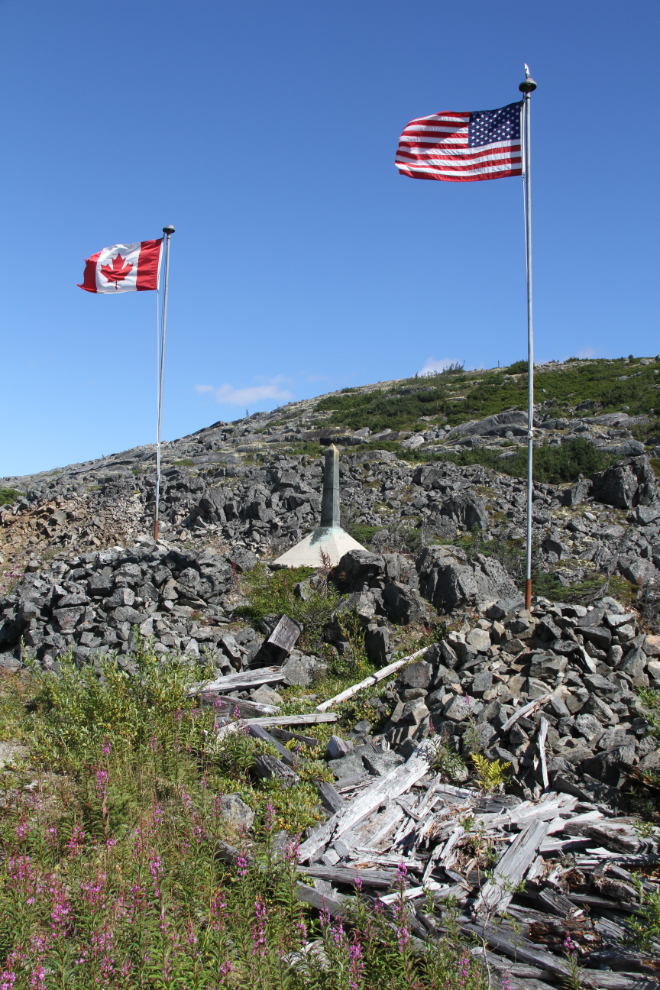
(1, 354, 659, 594)
(2, 354, 660, 987)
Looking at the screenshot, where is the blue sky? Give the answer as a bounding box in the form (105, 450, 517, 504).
(1, 0, 658, 477)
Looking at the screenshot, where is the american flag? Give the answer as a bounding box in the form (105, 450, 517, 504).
(395, 101, 522, 182)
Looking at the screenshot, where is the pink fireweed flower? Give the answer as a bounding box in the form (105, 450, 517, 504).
(81, 872, 107, 911)
(296, 917, 307, 945)
(331, 921, 345, 948)
(319, 907, 330, 929)
(67, 824, 86, 857)
(236, 855, 249, 878)
(265, 802, 275, 831)
(353, 873, 363, 893)
(209, 889, 228, 932)
(502, 973, 514, 990)
(96, 768, 109, 798)
(458, 948, 470, 986)
(0, 970, 16, 990)
(101, 736, 111, 756)
(219, 957, 233, 984)
(285, 834, 301, 866)
(392, 902, 410, 952)
(252, 895, 268, 958)
(349, 939, 364, 989)
(564, 933, 577, 954)
(149, 855, 164, 898)
(49, 885, 72, 938)
(15, 820, 32, 842)
(46, 827, 58, 849)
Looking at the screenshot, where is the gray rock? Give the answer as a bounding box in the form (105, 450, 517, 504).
(401, 661, 432, 690)
(326, 735, 353, 759)
(443, 695, 471, 722)
(251, 685, 284, 706)
(416, 545, 520, 613)
(362, 749, 404, 776)
(364, 624, 389, 664)
(382, 582, 427, 624)
(466, 628, 491, 652)
(218, 793, 255, 830)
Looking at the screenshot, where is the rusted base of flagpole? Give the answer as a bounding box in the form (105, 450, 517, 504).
(525, 578, 532, 611)
(154, 519, 159, 541)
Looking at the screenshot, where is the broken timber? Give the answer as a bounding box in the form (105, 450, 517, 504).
(297, 739, 434, 863)
(191, 666, 286, 695)
(316, 648, 428, 712)
(473, 819, 550, 919)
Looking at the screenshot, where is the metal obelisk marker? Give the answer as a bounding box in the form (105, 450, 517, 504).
(154, 224, 175, 541)
(520, 66, 537, 610)
(320, 444, 340, 528)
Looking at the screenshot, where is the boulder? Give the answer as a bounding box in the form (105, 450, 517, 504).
(335, 550, 386, 591)
(591, 455, 658, 509)
(218, 793, 255, 830)
(382, 582, 427, 624)
(416, 546, 520, 613)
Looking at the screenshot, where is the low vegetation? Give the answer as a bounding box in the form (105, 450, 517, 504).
(402, 436, 617, 485)
(317, 358, 660, 432)
(0, 644, 489, 989)
(0, 489, 21, 507)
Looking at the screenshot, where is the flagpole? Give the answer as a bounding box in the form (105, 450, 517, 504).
(154, 224, 175, 541)
(519, 66, 537, 611)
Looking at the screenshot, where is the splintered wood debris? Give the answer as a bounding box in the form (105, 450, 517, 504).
(289, 738, 660, 990)
(197, 644, 660, 988)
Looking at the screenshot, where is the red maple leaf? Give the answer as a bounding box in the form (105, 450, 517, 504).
(100, 252, 133, 287)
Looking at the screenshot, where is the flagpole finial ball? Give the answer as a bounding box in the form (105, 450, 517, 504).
(163, 225, 175, 235)
(519, 77, 537, 93)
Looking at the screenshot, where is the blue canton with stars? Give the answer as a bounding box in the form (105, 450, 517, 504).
(468, 102, 521, 147)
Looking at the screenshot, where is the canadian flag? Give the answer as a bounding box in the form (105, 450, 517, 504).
(78, 239, 163, 294)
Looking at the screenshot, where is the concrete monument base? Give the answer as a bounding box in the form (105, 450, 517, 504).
(273, 444, 366, 568)
(273, 525, 364, 569)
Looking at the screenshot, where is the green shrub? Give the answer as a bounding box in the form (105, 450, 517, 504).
(0, 647, 488, 990)
(239, 564, 342, 652)
(404, 437, 615, 485)
(0, 488, 21, 506)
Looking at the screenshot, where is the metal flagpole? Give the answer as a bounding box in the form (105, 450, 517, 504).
(154, 224, 175, 541)
(519, 66, 537, 610)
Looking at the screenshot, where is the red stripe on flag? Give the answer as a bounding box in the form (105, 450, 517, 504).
(77, 251, 101, 292)
(397, 166, 522, 182)
(136, 238, 163, 291)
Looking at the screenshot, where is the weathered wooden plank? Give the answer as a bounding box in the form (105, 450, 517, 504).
(316, 648, 428, 712)
(248, 724, 296, 766)
(536, 885, 576, 918)
(204, 697, 278, 717)
(474, 819, 550, 919)
(298, 864, 394, 889)
(268, 614, 303, 653)
(538, 716, 549, 791)
(459, 923, 574, 983)
(247, 712, 338, 728)
(295, 882, 346, 918)
(192, 666, 286, 695)
(216, 711, 339, 740)
(566, 893, 644, 915)
(297, 740, 434, 864)
(500, 695, 552, 734)
(580, 973, 660, 990)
